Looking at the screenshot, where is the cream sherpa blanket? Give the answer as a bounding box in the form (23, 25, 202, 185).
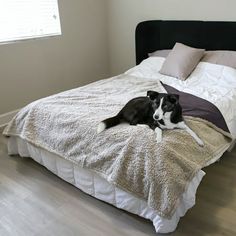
(3, 74, 232, 218)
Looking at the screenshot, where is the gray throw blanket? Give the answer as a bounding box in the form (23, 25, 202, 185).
(3, 74, 232, 218)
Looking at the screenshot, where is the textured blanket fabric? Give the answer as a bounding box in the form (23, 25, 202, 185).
(3, 74, 232, 218)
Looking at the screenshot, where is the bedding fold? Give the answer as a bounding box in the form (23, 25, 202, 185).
(3, 74, 232, 219)
(162, 83, 230, 133)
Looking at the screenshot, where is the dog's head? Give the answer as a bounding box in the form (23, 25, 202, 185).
(147, 90, 180, 121)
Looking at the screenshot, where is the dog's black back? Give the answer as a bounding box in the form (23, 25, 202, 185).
(118, 96, 155, 126)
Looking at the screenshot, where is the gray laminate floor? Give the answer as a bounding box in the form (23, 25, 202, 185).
(1, 126, 236, 236)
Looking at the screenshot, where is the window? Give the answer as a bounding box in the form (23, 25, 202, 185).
(0, 0, 61, 44)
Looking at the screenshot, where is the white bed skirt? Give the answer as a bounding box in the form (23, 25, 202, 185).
(7, 136, 205, 234)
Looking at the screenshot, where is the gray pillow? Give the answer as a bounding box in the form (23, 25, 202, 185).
(148, 49, 171, 58)
(150, 49, 236, 69)
(201, 50, 236, 69)
(159, 43, 205, 80)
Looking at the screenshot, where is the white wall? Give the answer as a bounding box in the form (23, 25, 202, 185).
(2, 0, 236, 116)
(0, 0, 109, 115)
(108, 0, 236, 75)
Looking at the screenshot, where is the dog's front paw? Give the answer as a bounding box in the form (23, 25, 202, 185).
(155, 128, 162, 143)
(196, 138, 204, 147)
(198, 140, 204, 147)
(156, 135, 162, 143)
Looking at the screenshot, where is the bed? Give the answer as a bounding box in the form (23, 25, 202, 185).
(3, 20, 236, 234)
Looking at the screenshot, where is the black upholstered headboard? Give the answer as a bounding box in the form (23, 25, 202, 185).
(136, 20, 236, 65)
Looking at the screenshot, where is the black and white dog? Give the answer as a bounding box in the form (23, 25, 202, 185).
(97, 91, 204, 146)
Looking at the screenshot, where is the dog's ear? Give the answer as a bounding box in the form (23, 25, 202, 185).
(168, 94, 179, 104)
(147, 91, 159, 100)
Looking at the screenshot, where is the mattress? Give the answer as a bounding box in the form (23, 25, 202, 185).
(8, 136, 207, 234)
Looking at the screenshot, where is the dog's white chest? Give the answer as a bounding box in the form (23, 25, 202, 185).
(159, 112, 177, 130)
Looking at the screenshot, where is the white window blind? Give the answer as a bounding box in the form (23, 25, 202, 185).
(0, 0, 61, 43)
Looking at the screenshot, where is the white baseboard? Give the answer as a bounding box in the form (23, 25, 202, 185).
(0, 109, 20, 127)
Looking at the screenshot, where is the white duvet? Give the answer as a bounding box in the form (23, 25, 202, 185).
(126, 57, 236, 138)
